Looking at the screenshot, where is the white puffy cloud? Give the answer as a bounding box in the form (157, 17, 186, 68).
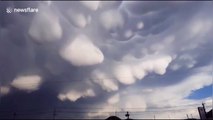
(91, 67, 212, 119)
(136, 99, 211, 119)
(148, 66, 212, 118)
(149, 35, 175, 54)
(99, 9, 124, 30)
(107, 94, 119, 105)
(91, 70, 118, 92)
(146, 72, 212, 108)
(188, 19, 213, 38)
(170, 54, 197, 70)
(113, 55, 172, 84)
(171, 73, 212, 97)
(80, 1, 100, 11)
(179, 54, 197, 68)
(114, 64, 136, 85)
(137, 21, 144, 29)
(87, 64, 212, 119)
(67, 9, 88, 28)
(126, 96, 212, 119)
(99, 1, 122, 9)
(170, 63, 181, 71)
(60, 34, 104, 66)
(122, 95, 147, 112)
(58, 89, 95, 102)
(11, 75, 42, 91)
(87, 104, 116, 118)
(2, 1, 213, 119)
(43, 1, 52, 6)
(141, 56, 172, 75)
(0, 86, 10, 95)
(87, 93, 147, 118)
(87, 55, 172, 86)
(124, 30, 134, 39)
(28, 5, 62, 43)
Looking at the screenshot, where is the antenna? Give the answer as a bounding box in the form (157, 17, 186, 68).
(202, 102, 206, 115)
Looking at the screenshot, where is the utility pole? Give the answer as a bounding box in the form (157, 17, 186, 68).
(53, 108, 56, 120)
(186, 114, 189, 119)
(212, 62, 213, 118)
(13, 112, 16, 120)
(0, 73, 2, 106)
(0, 81, 1, 105)
(154, 115, 155, 120)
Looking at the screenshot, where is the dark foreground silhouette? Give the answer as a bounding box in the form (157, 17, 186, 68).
(106, 116, 121, 120)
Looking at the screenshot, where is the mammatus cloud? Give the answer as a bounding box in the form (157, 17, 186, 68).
(1, 1, 213, 119)
(80, 1, 100, 11)
(91, 70, 118, 92)
(60, 34, 104, 66)
(137, 22, 144, 30)
(90, 55, 172, 88)
(28, 5, 62, 43)
(114, 64, 136, 85)
(87, 66, 212, 119)
(67, 9, 89, 28)
(113, 55, 172, 84)
(11, 75, 42, 91)
(171, 54, 197, 71)
(58, 89, 95, 102)
(99, 9, 124, 31)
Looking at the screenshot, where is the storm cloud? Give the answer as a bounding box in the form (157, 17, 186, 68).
(0, 1, 213, 119)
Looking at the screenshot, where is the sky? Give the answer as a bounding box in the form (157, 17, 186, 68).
(0, 1, 213, 119)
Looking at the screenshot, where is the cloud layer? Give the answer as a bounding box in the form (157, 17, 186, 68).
(1, 1, 213, 119)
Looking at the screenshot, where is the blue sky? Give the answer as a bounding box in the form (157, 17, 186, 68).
(0, 1, 213, 119)
(188, 85, 212, 100)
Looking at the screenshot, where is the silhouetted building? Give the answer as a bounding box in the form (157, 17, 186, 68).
(106, 116, 121, 120)
(206, 109, 213, 119)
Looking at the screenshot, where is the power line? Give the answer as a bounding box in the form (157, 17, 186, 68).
(0, 107, 201, 114)
(0, 107, 201, 119)
(0, 102, 211, 113)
